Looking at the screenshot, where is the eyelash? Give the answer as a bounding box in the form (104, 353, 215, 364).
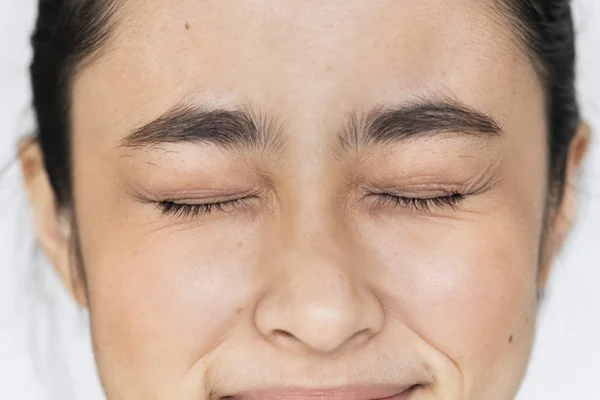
(156, 193, 465, 219)
(370, 193, 466, 212)
(156, 198, 247, 218)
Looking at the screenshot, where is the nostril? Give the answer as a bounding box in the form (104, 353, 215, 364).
(376, 384, 422, 399)
(349, 327, 372, 341)
(271, 329, 296, 341)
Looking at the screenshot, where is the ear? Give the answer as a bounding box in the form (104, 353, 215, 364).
(19, 138, 87, 307)
(538, 122, 591, 289)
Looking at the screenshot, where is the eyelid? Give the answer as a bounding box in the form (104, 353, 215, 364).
(156, 195, 258, 219)
(159, 192, 255, 205)
(361, 182, 469, 198)
(366, 192, 467, 213)
(124, 173, 268, 203)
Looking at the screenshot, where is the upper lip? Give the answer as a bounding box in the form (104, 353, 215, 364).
(221, 384, 418, 400)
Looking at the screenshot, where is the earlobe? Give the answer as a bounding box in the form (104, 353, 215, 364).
(538, 122, 591, 290)
(19, 138, 86, 306)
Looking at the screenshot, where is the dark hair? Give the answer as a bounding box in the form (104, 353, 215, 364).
(30, 0, 116, 207)
(30, 0, 580, 209)
(503, 0, 580, 207)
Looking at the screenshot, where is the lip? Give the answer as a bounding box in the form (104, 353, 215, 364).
(222, 384, 418, 400)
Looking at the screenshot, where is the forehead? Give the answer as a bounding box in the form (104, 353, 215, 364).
(72, 0, 537, 144)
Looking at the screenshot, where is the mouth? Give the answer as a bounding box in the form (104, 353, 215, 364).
(221, 384, 421, 400)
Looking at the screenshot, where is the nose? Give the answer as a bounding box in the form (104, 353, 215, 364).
(254, 225, 385, 354)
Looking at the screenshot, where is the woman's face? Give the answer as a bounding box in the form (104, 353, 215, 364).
(32, 0, 568, 399)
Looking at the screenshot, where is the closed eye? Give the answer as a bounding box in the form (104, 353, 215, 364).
(371, 193, 466, 212)
(156, 197, 251, 219)
(155, 193, 465, 219)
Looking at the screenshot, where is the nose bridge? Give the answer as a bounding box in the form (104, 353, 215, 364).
(254, 205, 385, 354)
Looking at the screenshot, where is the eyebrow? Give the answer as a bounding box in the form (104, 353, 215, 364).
(340, 98, 503, 150)
(119, 104, 283, 152)
(119, 99, 502, 152)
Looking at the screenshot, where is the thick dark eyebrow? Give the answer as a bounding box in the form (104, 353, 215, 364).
(119, 104, 282, 152)
(340, 99, 503, 150)
(119, 99, 501, 153)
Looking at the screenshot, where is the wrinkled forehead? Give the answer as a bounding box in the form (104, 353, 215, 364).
(72, 0, 541, 145)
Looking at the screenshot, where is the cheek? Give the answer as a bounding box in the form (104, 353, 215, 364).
(81, 218, 261, 382)
(363, 215, 539, 370)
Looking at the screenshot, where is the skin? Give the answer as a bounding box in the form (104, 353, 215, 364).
(21, 0, 591, 399)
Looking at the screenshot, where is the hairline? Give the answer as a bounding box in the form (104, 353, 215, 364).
(69, 0, 549, 86)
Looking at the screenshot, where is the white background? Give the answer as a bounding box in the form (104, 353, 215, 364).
(1, 1, 599, 399)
